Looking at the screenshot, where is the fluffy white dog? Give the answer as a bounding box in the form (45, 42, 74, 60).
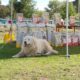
(12, 36, 58, 58)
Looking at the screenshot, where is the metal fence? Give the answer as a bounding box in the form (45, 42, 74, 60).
(16, 19, 80, 47)
(16, 20, 57, 45)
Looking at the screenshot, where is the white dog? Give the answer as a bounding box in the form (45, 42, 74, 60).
(12, 36, 58, 58)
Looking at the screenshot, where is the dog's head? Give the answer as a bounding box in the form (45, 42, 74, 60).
(23, 36, 34, 47)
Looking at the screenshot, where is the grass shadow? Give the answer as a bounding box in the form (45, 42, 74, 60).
(0, 42, 80, 59)
(53, 46, 80, 56)
(0, 42, 20, 59)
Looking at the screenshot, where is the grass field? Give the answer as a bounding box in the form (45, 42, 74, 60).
(0, 42, 80, 80)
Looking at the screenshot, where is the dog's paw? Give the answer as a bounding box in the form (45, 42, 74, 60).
(12, 55, 19, 58)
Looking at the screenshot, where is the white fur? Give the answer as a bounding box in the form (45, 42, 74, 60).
(12, 36, 58, 58)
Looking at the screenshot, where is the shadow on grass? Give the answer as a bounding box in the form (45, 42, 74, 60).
(0, 42, 80, 59)
(0, 42, 20, 59)
(54, 46, 80, 56)
(0, 42, 51, 59)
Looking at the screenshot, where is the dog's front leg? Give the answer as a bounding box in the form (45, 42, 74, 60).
(12, 51, 25, 58)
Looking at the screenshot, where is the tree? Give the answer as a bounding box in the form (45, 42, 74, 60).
(60, 2, 76, 19)
(9, 0, 35, 18)
(34, 10, 44, 17)
(21, 0, 35, 18)
(13, 1, 23, 13)
(0, 0, 1, 5)
(46, 1, 76, 19)
(9, 0, 16, 18)
(73, 0, 78, 12)
(69, 2, 76, 16)
(0, 5, 10, 18)
(45, 0, 62, 18)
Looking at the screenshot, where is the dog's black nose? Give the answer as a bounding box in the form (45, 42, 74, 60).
(24, 41, 27, 44)
(24, 41, 27, 45)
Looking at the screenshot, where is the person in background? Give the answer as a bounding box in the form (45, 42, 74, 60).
(60, 18, 64, 26)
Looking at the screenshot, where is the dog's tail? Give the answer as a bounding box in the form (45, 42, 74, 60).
(45, 49, 58, 56)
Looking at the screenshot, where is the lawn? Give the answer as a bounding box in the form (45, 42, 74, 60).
(0, 42, 80, 80)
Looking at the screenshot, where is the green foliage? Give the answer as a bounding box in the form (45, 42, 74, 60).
(75, 13, 80, 20)
(46, 1, 76, 19)
(60, 3, 66, 19)
(9, 0, 23, 18)
(9, 0, 35, 18)
(73, 0, 78, 12)
(69, 2, 76, 16)
(0, 0, 35, 18)
(45, 0, 62, 18)
(21, 0, 35, 18)
(0, 5, 10, 18)
(13, 1, 23, 13)
(34, 10, 44, 17)
(60, 2, 76, 19)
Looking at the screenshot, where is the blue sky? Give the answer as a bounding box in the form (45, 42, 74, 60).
(1, 0, 75, 10)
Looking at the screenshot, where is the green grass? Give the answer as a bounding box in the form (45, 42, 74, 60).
(0, 42, 80, 80)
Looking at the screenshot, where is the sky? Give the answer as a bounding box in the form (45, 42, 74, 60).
(35, 0, 75, 10)
(1, 0, 75, 11)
